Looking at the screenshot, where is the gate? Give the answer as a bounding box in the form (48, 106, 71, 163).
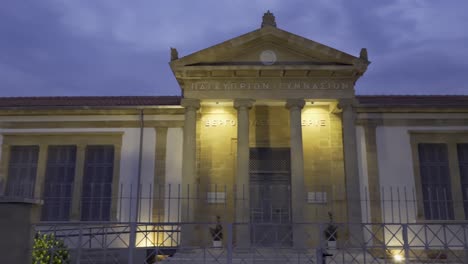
(249, 147, 292, 246)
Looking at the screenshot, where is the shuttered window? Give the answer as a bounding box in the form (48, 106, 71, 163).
(41, 146, 76, 221)
(418, 143, 454, 220)
(6, 146, 39, 198)
(81, 145, 114, 221)
(458, 144, 468, 220)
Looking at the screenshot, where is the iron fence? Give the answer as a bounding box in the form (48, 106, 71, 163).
(3, 182, 468, 263)
(31, 222, 468, 263)
(4, 182, 466, 223)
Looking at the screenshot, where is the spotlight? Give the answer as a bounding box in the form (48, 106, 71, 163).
(393, 253, 404, 262)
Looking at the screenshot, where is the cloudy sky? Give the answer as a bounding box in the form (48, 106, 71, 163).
(1, 0, 467, 97)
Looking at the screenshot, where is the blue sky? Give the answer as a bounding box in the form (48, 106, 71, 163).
(0, 0, 467, 96)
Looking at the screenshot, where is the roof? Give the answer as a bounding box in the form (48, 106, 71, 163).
(357, 95, 468, 108)
(0, 95, 467, 108)
(0, 96, 181, 108)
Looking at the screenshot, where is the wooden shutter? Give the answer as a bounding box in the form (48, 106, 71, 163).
(6, 146, 39, 198)
(81, 145, 114, 221)
(457, 144, 468, 220)
(418, 143, 454, 220)
(42, 146, 76, 221)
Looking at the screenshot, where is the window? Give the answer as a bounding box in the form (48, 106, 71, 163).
(41, 146, 76, 221)
(6, 146, 39, 198)
(418, 143, 454, 220)
(81, 145, 114, 221)
(458, 144, 468, 220)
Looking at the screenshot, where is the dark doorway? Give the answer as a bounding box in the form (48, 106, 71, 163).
(249, 147, 292, 246)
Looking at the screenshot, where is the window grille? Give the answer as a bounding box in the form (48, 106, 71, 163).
(6, 145, 39, 198)
(418, 143, 454, 220)
(457, 143, 468, 220)
(81, 145, 114, 221)
(41, 146, 76, 221)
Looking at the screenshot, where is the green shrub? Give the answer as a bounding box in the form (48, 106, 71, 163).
(32, 233, 70, 264)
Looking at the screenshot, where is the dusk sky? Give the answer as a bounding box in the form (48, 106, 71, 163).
(1, 0, 467, 97)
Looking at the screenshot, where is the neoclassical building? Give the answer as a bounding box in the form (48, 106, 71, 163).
(1, 12, 468, 248)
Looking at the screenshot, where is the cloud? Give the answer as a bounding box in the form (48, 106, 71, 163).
(0, 0, 467, 96)
(51, 0, 286, 53)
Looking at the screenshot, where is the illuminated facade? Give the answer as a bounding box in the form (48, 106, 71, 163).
(1, 12, 468, 251)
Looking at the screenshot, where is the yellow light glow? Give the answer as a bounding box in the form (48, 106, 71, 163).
(393, 253, 404, 262)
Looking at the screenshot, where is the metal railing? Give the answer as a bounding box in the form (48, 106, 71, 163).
(2, 182, 467, 262)
(31, 222, 468, 263)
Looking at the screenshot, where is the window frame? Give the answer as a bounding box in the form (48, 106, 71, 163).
(81, 145, 115, 221)
(41, 145, 77, 221)
(5, 145, 40, 198)
(410, 132, 468, 222)
(417, 143, 454, 220)
(457, 143, 468, 220)
(0, 133, 122, 221)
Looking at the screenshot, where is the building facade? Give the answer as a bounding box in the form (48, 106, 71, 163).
(1, 12, 468, 257)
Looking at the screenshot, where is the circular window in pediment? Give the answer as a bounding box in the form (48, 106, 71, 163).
(260, 50, 277, 65)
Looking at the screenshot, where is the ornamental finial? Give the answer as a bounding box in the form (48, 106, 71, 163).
(360, 48, 368, 61)
(170, 47, 178, 61)
(261, 10, 277, 28)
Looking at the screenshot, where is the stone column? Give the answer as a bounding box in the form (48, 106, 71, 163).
(180, 98, 200, 246)
(234, 99, 254, 247)
(286, 99, 306, 248)
(339, 99, 363, 244)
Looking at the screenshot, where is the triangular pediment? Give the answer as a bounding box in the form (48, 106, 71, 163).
(171, 26, 368, 68)
(170, 18, 370, 100)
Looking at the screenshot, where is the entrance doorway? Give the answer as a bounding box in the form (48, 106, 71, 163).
(249, 148, 292, 246)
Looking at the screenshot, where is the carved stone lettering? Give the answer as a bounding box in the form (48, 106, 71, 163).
(189, 80, 352, 91)
(205, 119, 236, 127)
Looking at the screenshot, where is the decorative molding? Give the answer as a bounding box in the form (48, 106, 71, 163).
(234, 99, 255, 110)
(285, 99, 305, 110)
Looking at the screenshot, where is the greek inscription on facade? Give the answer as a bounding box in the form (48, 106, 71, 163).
(302, 119, 326, 127)
(204, 119, 327, 127)
(189, 80, 351, 91)
(205, 119, 236, 127)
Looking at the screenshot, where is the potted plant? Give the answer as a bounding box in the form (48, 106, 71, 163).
(324, 212, 338, 249)
(209, 215, 223, 247)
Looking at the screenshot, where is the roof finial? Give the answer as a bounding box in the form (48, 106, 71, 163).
(170, 47, 178, 61)
(261, 10, 276, 28)
(359, 48, 368, 61)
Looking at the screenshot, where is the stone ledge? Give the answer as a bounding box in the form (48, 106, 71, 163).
(0, 196, 43, 205)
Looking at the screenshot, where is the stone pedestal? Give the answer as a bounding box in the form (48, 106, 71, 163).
(0, 198, 42, 264)
(286, 99, 306, 248)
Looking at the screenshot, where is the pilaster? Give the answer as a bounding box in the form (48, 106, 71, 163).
(339, 99, 363, 244)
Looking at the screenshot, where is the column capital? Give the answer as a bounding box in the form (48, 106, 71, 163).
(234, 99, 255, 110)
(337, 98, 357, 111)
(285, 99, 305, 110)
(181, 98, 200, 110)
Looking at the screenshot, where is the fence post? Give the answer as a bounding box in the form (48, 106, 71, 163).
(402, 224, 409, 264)
(76, 223, 82, 264)
(128, 221, 137, 264)
(226, 223, 233, 264)
(316, 223, 323, 264)
(464, 224, 468, 264)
